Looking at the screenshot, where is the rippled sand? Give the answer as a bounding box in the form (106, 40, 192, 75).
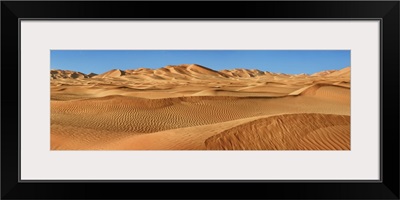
(51, 64, 350, 150)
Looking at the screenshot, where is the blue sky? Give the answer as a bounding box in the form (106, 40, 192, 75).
(50, 50, 350, 75)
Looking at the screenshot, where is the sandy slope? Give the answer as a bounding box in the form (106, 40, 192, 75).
(205, 113, 350, 150)
(50, 65, 351, 150)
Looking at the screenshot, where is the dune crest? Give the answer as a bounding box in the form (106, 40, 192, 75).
(50, 65, 351, 80)
(50, 69, 89, 79)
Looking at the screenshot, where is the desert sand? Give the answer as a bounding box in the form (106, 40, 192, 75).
(50, 64, 350, 150)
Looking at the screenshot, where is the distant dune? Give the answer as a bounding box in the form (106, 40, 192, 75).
(50, 64, 351, 150)
(93, 69, 126, 78)
(326, 66, 350, 78)
(51, 64, 351, 80)
(50, 69, 89, 79)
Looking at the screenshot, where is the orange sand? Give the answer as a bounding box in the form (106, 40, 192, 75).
(50, 64, 350, 150)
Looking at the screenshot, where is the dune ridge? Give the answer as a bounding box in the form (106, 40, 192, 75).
(204, 113, 350, 150)
(51, 64, 351, 80)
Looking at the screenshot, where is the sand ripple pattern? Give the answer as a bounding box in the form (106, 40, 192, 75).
(50, 65, 351, 150)
(51, 96, 275, 133)
(204, 113, 350, 150)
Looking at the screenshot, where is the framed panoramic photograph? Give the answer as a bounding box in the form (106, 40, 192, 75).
(2, 1, 399, 200)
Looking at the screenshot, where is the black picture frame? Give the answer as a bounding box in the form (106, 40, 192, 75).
(1, 1, 399, 199)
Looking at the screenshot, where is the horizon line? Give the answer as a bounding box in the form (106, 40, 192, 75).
(50, 64, 351, 76)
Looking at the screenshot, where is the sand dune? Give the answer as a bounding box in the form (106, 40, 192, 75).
(51, 64, 350, 81)
(204, 113, 350, 150)
(51, 65, 351, 150)
(311, 70, 336, 76)
(50, 69, 89, 79)
(327, 66, 350, 78)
